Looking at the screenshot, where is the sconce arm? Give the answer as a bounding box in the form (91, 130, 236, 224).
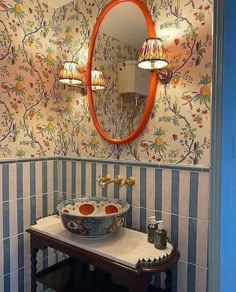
(155, 68, 173, 85)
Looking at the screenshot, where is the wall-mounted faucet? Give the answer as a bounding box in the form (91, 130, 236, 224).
(122, 176, 135, 187)
(96, 175, 111, 187)
(97, 174, 135, 187)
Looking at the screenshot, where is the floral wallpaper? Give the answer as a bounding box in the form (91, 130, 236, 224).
(0, 0, 212, 166)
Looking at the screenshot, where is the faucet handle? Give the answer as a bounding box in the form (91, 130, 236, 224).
(114, 175, 124, 185)
(121, 176, 135, 187)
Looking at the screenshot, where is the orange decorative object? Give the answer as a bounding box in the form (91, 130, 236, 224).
(79, 203, 95, 215)
(105, 205, 119, 214)
(87, 0, 158, 144)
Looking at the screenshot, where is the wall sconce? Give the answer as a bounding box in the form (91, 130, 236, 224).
(91, 70, 106, 90)
(59, 61, 83, 86)
(138, 38, 172, 85)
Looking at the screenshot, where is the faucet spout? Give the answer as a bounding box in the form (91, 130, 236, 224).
(97, 175, 124, 187)
(96, 175, 111, 187)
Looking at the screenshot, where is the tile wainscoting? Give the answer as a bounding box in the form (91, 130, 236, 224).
(0, 157, 209, 292)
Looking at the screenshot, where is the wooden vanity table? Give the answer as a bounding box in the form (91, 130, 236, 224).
(26, 216, 179, 292)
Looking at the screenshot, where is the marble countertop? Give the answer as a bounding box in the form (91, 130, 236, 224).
(30, 215, 173, 269)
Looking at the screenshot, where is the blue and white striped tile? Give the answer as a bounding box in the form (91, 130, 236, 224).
(196, 219, 208, 268)
(42, 161, 48, 217)
(24, 267, 31, 292)
(0, 239, 3, 277)
(8, 163, 17, 201)
(30, 161, 36, 225)
(94, 163, 104, 198)
(10, 235, 18, 273)
(80, 161, 86, 196)
(161, 169, 172, 213)
(36, 194, 43, 220)
(104, 163, 115, 199)
(161, 212, 171, 240)
(3, 237, 10, 279)
(23, 233, 30, 272)
(117, 164, 126, 202)
(0, 202, 3, 241)
(0, 275, 4, 292)
(83, 161, 91, 196)
(197, 172, 209, 220)
(22, 162, 30, 198)
(195, 265, 207, 292)
(75, 160, 81, 196)
(18, 234, 24, 278)
(154, 168, 162, 213)
(125, 165, 133, 204)
(171, 170, 180, 216)
(113, 164, 120, 200)
(146, 167, 155, 210)
(9, 199, 18, 237)
(101, 162, 109, 198)
(187, 263, 196, 292)
(57, 159, 62, 194)
(140, 167, 147, 212)
(35, 161, 43, 196)
(179, 171, 190, 217)
(71, 161, 76, 197)
(46, 160, 54, 195)
(131, 165, 141, 208)
(177, 261, 188, 292)
(0, 164, 2, 203)
(47, 192, 55, 215)
(3, 273, 10, 292)
(131, 205, 140, 231)
(189, 172, 199, 219)
(23, 196, 30, 231)
(18, 267, 24, 292)
(178, 215, 189, 262)
(65, 160, 72, 199)
(6, 163, 17, 200)
(188, 218, 197, 265)
(9, 269, 19, 292)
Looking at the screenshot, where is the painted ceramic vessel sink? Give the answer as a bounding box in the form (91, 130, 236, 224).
(57, 197, 130, 239)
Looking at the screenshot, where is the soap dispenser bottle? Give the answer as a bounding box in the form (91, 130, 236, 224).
(154, 220, 167, 250)
(147, 216, 158, 243)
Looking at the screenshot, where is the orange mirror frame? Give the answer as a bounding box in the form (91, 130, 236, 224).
(87, 0, 158, 144)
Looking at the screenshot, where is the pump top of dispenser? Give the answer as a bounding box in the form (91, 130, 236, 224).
(157, 220, 164, 229)
(149, 216, 157, 224)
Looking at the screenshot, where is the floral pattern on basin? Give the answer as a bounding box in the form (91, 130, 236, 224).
(57, 197, 130, 239)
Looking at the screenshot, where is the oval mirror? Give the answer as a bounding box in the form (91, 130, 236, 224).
(87, 0, 158, 144)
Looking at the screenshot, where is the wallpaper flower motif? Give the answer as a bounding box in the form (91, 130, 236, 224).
(0, 0, 212, 166)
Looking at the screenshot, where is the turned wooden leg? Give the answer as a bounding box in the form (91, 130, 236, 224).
(31, 247, 39, 292)
(165, 270, 172, 291)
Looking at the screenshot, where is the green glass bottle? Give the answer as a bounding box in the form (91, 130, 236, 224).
(147, 216, 157, 243)
(154, 220, 167, 250)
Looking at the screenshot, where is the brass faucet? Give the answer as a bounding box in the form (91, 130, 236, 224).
(97, 174, 135, 187)
(121, 176, 136, 186)
(97, 175, 124, 187)
(96, 175, 111, 187)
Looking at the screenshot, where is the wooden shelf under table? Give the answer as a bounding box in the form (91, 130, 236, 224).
(36, 257, 165, 292)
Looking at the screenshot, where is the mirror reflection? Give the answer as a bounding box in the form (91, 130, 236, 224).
(92, 2, 150, 139)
